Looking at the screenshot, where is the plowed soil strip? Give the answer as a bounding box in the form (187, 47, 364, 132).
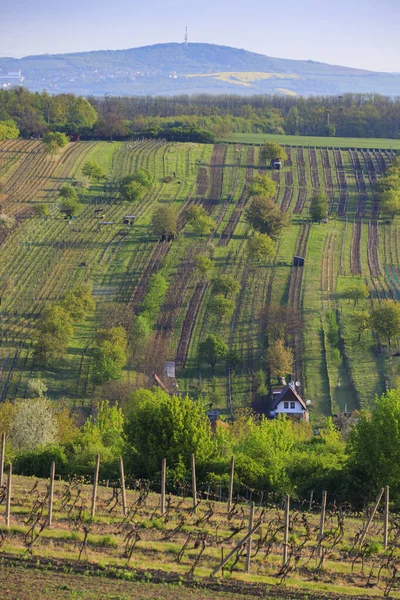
(367, 221, 382, 277)
(351, 221, 362, 276)
(321, 149, 335, 211)
(362, 150, 379, 218)
(350, 150, 367, 218)
(175, 282, 208, 368)
(309, 148, 320, 191)
(196, 166, 209, 197)
(334, 149, 348, 216)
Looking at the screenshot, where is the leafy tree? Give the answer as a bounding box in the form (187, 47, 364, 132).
(10, 397, 58, 451)
(185, 205, 215, 236)
(310, 194, 329, 222)
(60, 283, 95, 321)
(59, 196, 82, 218)
(381, 189, 400, 220)
(34, 304, 74, 365)
(81, 160, 105, 182)
(247, 174, 277, 199)
(121, 170, 152, 188)
(344, 283, 369, 306)
(0, 213, 16, 230)
(211, 274, 241, 298)
(209, 294, 235, 320)
(59, 184, 78, 200)
(194, 254, 213, 278)
(199, 334, 228, 372)
(131, 314, 152, 341)
(151, 205, 178, 238)
(263, 304, 301, 345)
(42, 131, 68, 155)
(0, 119, 19, 141)
(246, 232, 275, 263)
(347, 390, 400, 501)
(27, 378, 48, 398)
(352, 310, 371, 342)
(260, 142, 288, 164)
(140, 273, 168, 324)
(92, 327, 127, 385)
(125, 389, 214, 477)
(265, 339, 294, 381)
(33, 203, 50, 219)
(120, 180, 145, 202)
(285, 107, 300, 135)
(245, 196, 289, 237)
(371, 300, 400, 349)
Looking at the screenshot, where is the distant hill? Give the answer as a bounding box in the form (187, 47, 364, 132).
(1, 42, 399, 97)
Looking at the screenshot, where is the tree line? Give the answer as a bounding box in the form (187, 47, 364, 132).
(1, 88, 400, 141)
(3, 383, 400, 508)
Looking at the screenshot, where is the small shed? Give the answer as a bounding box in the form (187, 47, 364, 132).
(123, 215, 136, 226)
(270, 158, 282, 170)
(69, 133, 81, 142)
(293, 256, 305, 267)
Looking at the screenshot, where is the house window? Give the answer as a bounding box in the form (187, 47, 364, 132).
(290, 401, 296, 409)
(283, 401, 289, 409)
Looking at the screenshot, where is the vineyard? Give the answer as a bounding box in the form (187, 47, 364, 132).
(0, 470, 400, 599)
(0, 139, 398, 421)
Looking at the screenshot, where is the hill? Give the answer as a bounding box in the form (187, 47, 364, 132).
(1, 42, 400, 96)
(0, 138, 397, 420)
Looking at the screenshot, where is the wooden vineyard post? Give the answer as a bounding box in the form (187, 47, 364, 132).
(191, 454, 197, 514)
(359, 487, 384, 546)
(308, 490, 314, 512)
(91, 454, 100, 518)
(245, 501, 255, 573)
(161, 458, 166, 516)
(227, 455, 234, 514)
(0, 433, 5, 488)
(283, 494, 290, 565)
(5, 463, 12, 528)
(120, 456, 127, 517)
(317, 490, 327, 559)
(48, 461, 55, 527)
(384, 485, 390, 549)
(210, 522, 261, 577)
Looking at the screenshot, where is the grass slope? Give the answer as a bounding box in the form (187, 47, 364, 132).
(0, 139, 397, 420)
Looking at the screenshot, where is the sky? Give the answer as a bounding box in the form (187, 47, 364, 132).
(1, 0, 398, 73)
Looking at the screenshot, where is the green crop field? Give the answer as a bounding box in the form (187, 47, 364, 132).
(0, 138, 398, 424)
(223, 132, 400, 149)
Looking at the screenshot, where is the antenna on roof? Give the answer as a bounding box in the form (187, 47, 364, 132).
(184, 25, 188, 48)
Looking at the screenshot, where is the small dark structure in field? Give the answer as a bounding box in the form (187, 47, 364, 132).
(123, 215, 136, 225)
(161, 233, 175, 242)
(270, 158, 282, 170)
(69, 133, 81, 142)
(293, 255, 305, 267)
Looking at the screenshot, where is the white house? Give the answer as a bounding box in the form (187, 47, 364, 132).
(270, 383, 309, 422)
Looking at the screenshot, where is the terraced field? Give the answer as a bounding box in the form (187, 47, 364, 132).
(0, 139, 398, 421)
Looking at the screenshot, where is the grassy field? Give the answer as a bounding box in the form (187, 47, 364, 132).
(223, 132, 400, 149)
(0, 139, 398, 424)
(0, 474, 398, 599)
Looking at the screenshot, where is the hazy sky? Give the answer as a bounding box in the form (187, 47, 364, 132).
(1, 0, 398, 72)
